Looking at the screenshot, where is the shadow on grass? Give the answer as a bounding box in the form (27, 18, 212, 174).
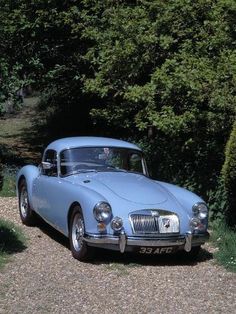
(0, 221, 27, 255)
(0, 143, 26, 166)
(36, 217, 213, 267)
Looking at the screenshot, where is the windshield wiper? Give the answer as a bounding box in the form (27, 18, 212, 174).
(103, 167, 127, 172)
(65, 169, 98, 176)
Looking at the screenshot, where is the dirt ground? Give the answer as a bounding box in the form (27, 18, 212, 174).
(0, 197, 236, 314)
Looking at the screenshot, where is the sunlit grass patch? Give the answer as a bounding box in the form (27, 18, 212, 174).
(0, 252, 9, 269)
(0, 166, 18, 197)
(105, 262, 130, 276)
(211, 220, 236, 272)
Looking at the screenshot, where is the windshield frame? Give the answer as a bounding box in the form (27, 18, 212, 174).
(59, 146, 148, 177)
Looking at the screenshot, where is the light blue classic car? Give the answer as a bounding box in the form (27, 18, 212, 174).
(17, 137, 209, 261)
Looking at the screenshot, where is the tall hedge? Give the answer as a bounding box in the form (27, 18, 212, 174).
(1, 0, 236, 199)
(222, 120, 236, 226)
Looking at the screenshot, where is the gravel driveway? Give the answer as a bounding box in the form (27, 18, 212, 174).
(0, 197, 235, 314)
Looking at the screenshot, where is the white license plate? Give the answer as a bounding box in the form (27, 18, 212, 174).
(139, 247, 173, 254)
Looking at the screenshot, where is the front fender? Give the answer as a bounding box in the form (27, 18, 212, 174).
(157, 181, 205, 214)
(16, 165, 39, 208)
(58, 181, 109, 236)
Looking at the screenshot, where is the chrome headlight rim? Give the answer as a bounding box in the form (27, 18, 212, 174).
(111, 216, 123, 231)
(192, 202, 208, 219)
(93, 201, 112, 222)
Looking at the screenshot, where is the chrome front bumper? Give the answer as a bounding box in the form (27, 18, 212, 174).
(84, 231, 210, 253)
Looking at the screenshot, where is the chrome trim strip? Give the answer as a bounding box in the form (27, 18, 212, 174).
(119, 231, 126, 253)
(84, 234, 185, 246)
(84, 234, 118, 245)
(184, 231, 193, 252)
(84, 231, 209, 252)
(126, 237, 185, 247)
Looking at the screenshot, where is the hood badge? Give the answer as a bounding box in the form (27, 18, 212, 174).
(162, 218, 170, 228)
(83, 180, 90, 183)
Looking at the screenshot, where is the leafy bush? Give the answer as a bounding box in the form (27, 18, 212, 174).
(222, 120, 236, 226)
(207, 178, 228, 221)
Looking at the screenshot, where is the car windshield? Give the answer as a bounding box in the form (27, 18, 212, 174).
(60, 147, 148, 176)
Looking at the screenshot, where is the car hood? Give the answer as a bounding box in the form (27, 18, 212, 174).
(65, 172, 169, 205)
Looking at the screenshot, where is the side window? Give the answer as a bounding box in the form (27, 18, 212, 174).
(43, 150, 57, 176)
(128, 153, 143, 174)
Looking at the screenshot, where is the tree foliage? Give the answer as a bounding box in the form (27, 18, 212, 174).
(222, 121, 236, 226)
(1, 0, 236, 198)
(0, 1, 30, 114)
(82, 0, 236, 195)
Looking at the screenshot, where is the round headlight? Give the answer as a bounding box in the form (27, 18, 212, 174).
(93, 202, 112, 222)
(192, 202, 208, 219)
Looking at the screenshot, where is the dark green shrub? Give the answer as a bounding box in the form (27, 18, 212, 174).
(222, 120, 236, 227)
(207, 178, 227, 221)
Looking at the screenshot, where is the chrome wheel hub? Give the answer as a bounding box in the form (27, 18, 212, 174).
(72, 214, 84, 252)
(20, 187, 28, 218)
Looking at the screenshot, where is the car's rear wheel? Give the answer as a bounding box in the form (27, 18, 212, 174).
(69, 206, 93, 261)
(18, 179, 36, 226)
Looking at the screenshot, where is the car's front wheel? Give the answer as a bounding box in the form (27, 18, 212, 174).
(18, 179, 37, 226)
(69, 206, 93, 261)
(182, 246, 201, 261)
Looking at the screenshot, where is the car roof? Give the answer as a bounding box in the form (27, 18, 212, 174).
(46, 137, 141, 152)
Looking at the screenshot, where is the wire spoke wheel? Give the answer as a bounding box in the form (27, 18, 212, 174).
(72, 213, 85, 252)
(20, 186, 28, 219)
(18, 179, 36, 226)
(69, 206, 93, 261)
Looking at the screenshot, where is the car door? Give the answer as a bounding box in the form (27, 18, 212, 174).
(33, 149, 64, 230)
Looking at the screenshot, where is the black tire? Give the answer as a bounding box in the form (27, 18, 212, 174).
(18, 179, 36, 226)
(69, 206, 93, 261)
(183, 246, 201, 261)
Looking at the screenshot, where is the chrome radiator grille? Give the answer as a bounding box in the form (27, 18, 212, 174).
(130, 211, 180, 234)
(130, 214, 159, 234)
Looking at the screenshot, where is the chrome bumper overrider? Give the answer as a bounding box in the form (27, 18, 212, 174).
(84, 231, 210, 253)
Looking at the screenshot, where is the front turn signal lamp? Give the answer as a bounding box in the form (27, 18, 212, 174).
(111, 217, 123, 231)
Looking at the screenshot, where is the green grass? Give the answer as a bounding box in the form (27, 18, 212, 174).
(0, 96, 41, 166)
(211, 220, 236, 272)
(0, 97, 39, 146)
(0, 219, 27, 269)
(105, 262, 130, 275)
(0, 167, 17, 197)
